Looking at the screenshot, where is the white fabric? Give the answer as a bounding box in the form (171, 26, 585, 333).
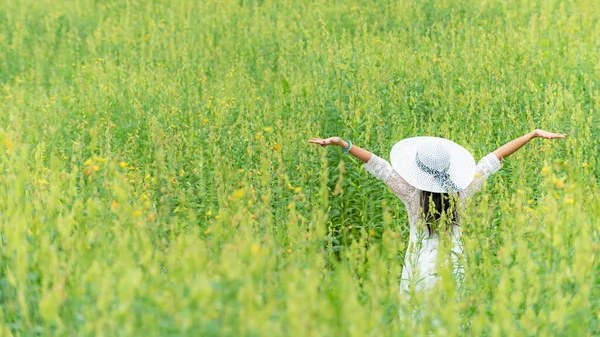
(364, 152, 501, 296)
(390, 137, 477, 193)
(416, 141, 450, 171)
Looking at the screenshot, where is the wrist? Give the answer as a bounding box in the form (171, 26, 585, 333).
(529, 130, 539, 139)
(341, 139, 352, 153)
(337, 139, 348, 148)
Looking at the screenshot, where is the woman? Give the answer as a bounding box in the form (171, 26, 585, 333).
(308, 130, 566, 299)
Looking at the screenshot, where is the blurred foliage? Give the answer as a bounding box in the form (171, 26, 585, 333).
(0, 0, 598, 335)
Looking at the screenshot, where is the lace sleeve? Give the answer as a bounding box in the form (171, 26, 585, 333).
(462, 153, 502, 199)
(364, 154, 417, 203)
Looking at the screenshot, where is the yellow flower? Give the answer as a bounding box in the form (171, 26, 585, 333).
(204, 228, 211, 234)
(541, 166, 551, 174)
(231, 189, 245, 199)
(83, 159, 92, 166)
(120, 162, 128, 168)
(5, 138, 14, 150)
(203, 118, 209, 123)
(133, 210, 143, 217)
(369, 230, 375, 237)
(564, 198, 574, 204)
(111, 201, 119, 210)
(294, 187, 302, 193)
(552, 178, 564, 189)
(582, 162, 589, 168)
(263, 127, 273, 132)
(274, 143, 281, 151)
(250, 244, 260, 254)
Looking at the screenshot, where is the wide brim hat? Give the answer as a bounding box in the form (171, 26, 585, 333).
(390, 137, 476, 193)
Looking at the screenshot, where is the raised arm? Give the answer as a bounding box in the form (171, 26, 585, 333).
(493, 129, 566, 161)
(463, 129, 567, 198)
(308, 137, 373, 162)
(308, 137, 417, 203)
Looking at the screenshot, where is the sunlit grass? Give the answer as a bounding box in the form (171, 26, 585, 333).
(0, 0, 598, 335)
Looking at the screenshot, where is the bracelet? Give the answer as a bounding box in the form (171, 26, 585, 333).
(342, 139, 352, 153)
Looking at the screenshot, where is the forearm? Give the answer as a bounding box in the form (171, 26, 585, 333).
(493, 131, 537, 160)
(338, 140, 373, 163)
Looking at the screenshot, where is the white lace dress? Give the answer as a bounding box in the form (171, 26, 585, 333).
(364, 153, 502, 296)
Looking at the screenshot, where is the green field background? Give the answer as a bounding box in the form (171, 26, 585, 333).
(0, 0, 598, 336)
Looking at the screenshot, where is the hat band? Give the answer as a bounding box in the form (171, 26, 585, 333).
(415, 153, 460, 193)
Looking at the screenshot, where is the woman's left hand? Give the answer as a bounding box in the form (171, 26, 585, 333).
(308, 137, 342, 147)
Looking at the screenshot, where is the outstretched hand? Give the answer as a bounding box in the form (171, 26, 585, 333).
(533, 129, 567, 139)
(308, 137, 373, 163)
(493, 129, 567, 160)
(308, 137, 341, 147)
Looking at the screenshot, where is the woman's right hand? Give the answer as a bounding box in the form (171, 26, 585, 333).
(493, 129, 567, 160)
(532, 129, 567, 139)
(308, 137, 342, 147)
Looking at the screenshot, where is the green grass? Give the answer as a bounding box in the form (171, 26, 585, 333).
(0, 0, 598, 335)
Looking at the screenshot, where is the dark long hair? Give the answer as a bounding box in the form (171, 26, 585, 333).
(420, 191, 459, 237)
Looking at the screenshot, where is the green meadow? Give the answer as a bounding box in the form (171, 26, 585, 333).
(0, 0, 598, 335)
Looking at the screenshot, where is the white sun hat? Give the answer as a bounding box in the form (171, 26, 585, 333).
(390, 137, 476, 193)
